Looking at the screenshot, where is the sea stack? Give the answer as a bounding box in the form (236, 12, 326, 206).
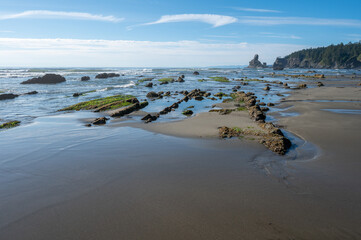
(248, 54, 267, 68)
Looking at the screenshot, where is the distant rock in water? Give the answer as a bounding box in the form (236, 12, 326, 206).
(273, 42, 361, 69)
(248, 54, 267, 68)
(81, 76, 90, 81)
(24, 91, 38, 95)
(193, 71, 200, 75)
(95, 73, 120, 79)
(0, 93, 19, 100)
(21, 74, 66, 84)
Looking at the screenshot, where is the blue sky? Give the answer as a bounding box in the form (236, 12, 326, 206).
(0, 0, 360, 67)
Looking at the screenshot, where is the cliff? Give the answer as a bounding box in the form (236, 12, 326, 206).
(273, 42, 361, 70)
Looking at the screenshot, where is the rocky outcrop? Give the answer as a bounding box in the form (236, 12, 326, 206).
(81, 76, 90, 81)
(95, 73, 120, 79)
(273, 57, 287, 70)
(21, 74, 66, 84)
(0, 93, 19, 100)
(248, 54, 267, 68)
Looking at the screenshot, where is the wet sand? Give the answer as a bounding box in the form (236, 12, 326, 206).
(1, 83, 361, 239)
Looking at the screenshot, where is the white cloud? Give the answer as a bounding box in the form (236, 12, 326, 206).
(234, 7, 281, 13)
(260, 32, 301, 39)
(0, 10, 123, 22)
(238, 16, 361, 27)
(0, 37, 306, 67)
(144, 14, 237, 27)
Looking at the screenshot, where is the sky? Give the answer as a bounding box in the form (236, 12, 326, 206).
(0, 0, 360, 67)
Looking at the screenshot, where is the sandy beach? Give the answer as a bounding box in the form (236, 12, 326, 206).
(0, 76, 361, 239)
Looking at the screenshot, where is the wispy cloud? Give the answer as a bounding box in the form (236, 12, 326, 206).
(144, 14, 238, 27)
(0, 10, 123, 22)
(260, 32, 301, 39)
(238, 16, 361, 27)
(0, 30, 14, 33)
(0, 38, 306, 67)
(234, 7, 281, 13)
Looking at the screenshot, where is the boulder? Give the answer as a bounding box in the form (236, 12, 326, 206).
(146, 91, 160, 98)
(81, 76, 90, 81)
(21, 74, 66, 84)
(95, 73, 120, 79)
(177, 77, 185, 82)
(193, 71, 200, 75)
(145, 82, 153, 88)
(92, 117, 108, 125)
(182, 110, 193, 116)
(0, 93, 19, 100)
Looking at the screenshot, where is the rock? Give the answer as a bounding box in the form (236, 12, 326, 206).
(110, 103, 140, 117)
(317, 82, 324, 87)
(25, 91, 38, 95)
(194, 96, 204, 101)
(283, 83, 288, 87)
(177, 77, 185, 82)
(73, 93, 81, 97)
(141, 114, 157, 122)
(160, 81, 169, 85)
(160, 107, 172, 115)
(248, 54, 267, 68)
(0, 120, 21, 129)
(145, 82, 153, 88)
(95, 73, 120, 79)
(92, 117, 108, 125)
(267, 103, 275, 107)
(259, 136, 291, 155)
(21, 74, 66, 84)
(261, 107, 270, 112)
(182, 110, 193, 116)
(164, 91, 171, 96)
(273, 57, 287, 70)
(0, 93, 19, 100)
(263, 86, 270, 91)
(146, 91, 160, 98)
(259, 102, 266, 106)
(298, 84, 307, 88)
(193, 71, 200, 75)
(81, 76, 90, 81)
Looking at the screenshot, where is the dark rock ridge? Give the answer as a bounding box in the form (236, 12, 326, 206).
(0, 93, 19, 100)
(21, 74, 66, 84)
(273, 42, 361, 70)
(95, 73, 120, 79)
(248, 54, 267, 68)
(81, 76, 90, 81)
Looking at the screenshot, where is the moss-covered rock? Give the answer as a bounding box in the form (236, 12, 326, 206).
(209, 77, 230, 82)
(59, 94, 135, 111)
(0, 121, 20, 129)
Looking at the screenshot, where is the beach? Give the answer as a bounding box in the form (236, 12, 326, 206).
(1, 69, 361, 239)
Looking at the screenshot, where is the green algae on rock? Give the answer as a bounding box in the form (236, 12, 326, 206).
(0, 121, 21, 129)
(59, 95, 135, 111)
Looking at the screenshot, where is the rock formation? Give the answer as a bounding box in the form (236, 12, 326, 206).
(21, 74, 66, 84)
(248, 54, 267, 68)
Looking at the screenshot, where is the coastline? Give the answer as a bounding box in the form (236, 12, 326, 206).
(0, 77, 361, 239)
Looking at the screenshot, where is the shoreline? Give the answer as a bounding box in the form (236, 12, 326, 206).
(1, 77, 361, 239)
